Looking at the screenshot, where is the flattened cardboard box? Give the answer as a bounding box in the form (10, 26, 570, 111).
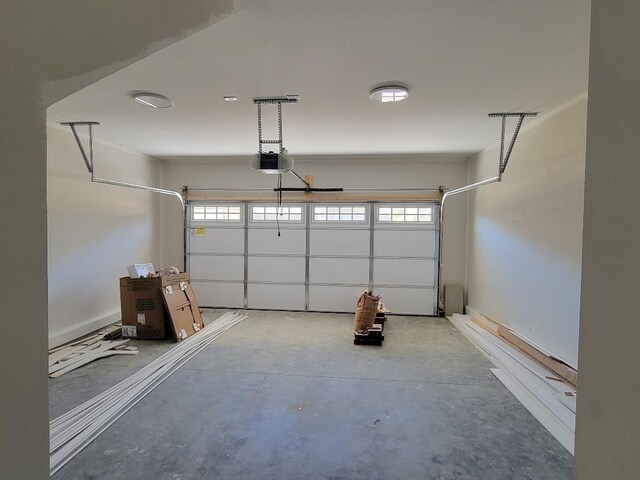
(120, 273, 189, 339)
(161, 281, 204, 341)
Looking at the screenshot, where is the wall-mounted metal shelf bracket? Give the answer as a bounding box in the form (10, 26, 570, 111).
(60, 122, 100, 173)
(60, 122, 185, 207)
(488, 112, 539, 177)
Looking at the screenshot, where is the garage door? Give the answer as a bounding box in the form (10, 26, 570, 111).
(308, 204, 371, 312)
(187, 201, 439, 315)
(372, 204, 438, 315)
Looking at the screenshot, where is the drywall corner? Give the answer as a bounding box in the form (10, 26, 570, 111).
(574, 1, 640, 478)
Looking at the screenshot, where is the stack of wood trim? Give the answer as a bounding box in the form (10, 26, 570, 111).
(449, 314, 577, 455)
(49, 311, 247, 476)
(48, 330, 136, 378)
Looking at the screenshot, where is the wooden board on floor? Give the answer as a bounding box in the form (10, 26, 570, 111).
(497, 325, 578, 386)
(49, 350, 138, 378)
(450, 314, 576, 455)
(49, 340, 131, 374)
(470, 315, 577, 387)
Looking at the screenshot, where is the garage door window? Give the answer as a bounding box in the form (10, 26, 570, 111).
(192, 205, 242, 222)
(251, 205, 304, 222)
(313, 205, 367, 222)
(377, 205, 433, 223)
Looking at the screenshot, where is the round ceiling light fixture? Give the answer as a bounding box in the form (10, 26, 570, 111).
(369, 85, 409, 103)
(133, 92, 172, 109)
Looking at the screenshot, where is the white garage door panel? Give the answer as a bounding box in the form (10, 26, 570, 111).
(374, 258, 435, 286)
(187, 201, 439, 315)
(375, 287, 436, 315)
(308, 285, 367, 312)
(189, 228, 244, 254)
(248, 256, 305, 283)
(248, 284, 305, 310)
(189, 255, 244, 281)
(374, 230, 437, 258)
(309, 257, 369, 285)
(310, 229, 369, 256)
(191, 281, 244, 308)
(248, 229, 306, 255)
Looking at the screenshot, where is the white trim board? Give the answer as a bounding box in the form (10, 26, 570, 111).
(465, 304, 576, 370)
(450, 314, 575, 455)
(48, 310, 120, 350)
(491, 368, 574, 454)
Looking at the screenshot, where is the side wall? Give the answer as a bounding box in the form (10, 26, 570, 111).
(0, 2, 237, 477)
(574, 1, 640, 477)
(47, 124, 164, 347)
(161, 156, 469, 287)
(466, 96, 587, 367)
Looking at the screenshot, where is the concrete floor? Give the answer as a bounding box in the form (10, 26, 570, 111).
(49, 310, 573, 479)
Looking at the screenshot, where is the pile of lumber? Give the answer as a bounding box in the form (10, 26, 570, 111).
(49, 311, 247, 476)
(48, 327, 135, 378)
(449, 314, 577, 455)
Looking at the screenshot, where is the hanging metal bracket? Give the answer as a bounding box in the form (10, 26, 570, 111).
(488, 112, 538, 177)
(61, 122, 185, 207)
(279, 170, 343, 193)
(437, 111, 538, 314)
(60, 122, 99, 173)
(290, 170, 311, 187)
(253, 96, 299, 154)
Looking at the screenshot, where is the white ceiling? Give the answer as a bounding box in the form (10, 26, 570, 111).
(48, 0, 591, 158)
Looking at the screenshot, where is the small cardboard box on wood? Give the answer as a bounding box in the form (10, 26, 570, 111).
(119, 273, 189, 340)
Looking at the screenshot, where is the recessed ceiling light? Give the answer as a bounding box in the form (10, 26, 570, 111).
(369, 85, 409, 103)
(133, 93, 172, 109)
(224, 96, 238, 102)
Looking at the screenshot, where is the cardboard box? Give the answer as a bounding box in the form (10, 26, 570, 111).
(161, 280, 204, 341)
(444, 283, 464, 317)
(119, 273, 189, 339)
(127, 263, 156, 279)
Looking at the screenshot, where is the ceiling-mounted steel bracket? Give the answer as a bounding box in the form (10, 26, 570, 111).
(253, 96, 300, 104)
(253, 96, 299, 154)
(60, 121, 185, 207)
(60, 122, 100, 173)
(488, 112, 538, 177)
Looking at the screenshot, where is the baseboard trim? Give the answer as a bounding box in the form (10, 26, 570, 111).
(464, 304, 576, 370)
(48, 310, 120, 349)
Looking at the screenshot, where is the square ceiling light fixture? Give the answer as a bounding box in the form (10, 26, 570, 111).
(370, 85, 409, 103)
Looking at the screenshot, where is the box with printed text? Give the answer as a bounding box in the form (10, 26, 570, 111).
(119, 273, 189, 339)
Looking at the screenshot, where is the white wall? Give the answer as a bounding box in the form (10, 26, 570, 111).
(466, 96, 587, 367)
(47, 124, 164, 347)
(161, 155, 469, 288)
(1, 3, 247, 477)
(574, 1, 640, 477)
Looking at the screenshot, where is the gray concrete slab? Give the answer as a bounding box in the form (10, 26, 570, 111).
(49, 309, 573, 479)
